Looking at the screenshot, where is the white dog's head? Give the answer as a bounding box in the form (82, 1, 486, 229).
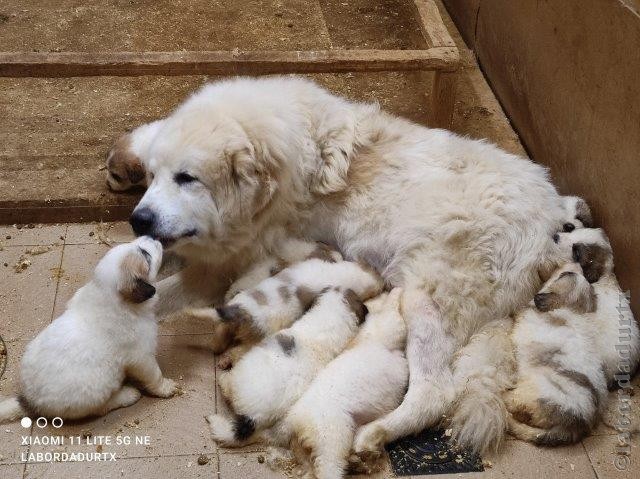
(553, 227, 613, 283)
(129, 108, 278, 256)
(94, 236, 163, 304)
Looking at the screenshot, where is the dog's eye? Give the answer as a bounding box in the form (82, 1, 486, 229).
(111, 173, 123, 183)
(174, 172, 198, 185)
(559, 271, 575, 278)
(563, 223, 575, 232)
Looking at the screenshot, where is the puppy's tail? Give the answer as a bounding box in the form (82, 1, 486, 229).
(507, 415, 584, 446)
(180, 307, 220, 323)
(0, 397, 26, 424)
(206, 413, 256, 446)
(449, 318, 516, 454)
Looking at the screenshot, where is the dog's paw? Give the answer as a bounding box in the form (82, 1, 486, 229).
(154, 378, 178, 398)
(353, 423, 386, 460)
(217, 353, 233, 370)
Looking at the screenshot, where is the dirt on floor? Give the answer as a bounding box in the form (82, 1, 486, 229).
(0, 0, 523, 224)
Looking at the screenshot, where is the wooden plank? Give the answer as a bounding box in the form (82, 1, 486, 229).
(411, 0, 458, 48)
(429, 71, 458, 128)
(0, 48, 460, 77)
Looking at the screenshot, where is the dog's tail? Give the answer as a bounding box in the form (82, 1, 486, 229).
(449, 318, 516, 454)
(507, 414, 583, 446)
(0, 397, 26, 424)
(206, 413, 256, 447)
(180, 307, 221, 323)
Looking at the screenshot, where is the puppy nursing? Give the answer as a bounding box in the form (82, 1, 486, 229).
(186, 249, 382, 367)
(207, 286, 368, 446)
(0, 237, 176, 423)
(507, 222, 640, 445)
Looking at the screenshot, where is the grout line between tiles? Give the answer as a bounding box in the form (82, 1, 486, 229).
(581, 440, 600, 479)
(48, 225, 68, 325)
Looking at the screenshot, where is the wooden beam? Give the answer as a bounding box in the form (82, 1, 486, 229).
(0, 48, 460, 77)
(411, 0, 458, 49)
(429, 71, 458, 128)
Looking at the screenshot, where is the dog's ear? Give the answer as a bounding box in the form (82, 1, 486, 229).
(118, 252, 155, 303)
(311, 147, 350, 195)
(126, 157, 146, 185)
(226, 140, 277, 216)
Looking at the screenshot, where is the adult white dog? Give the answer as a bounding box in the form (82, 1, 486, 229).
(125, 76, 565, 453)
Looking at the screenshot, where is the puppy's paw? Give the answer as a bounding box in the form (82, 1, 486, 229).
(353, 423, 386, 460)
(154, 378, 178, 398)
(217, 353, 233, 370)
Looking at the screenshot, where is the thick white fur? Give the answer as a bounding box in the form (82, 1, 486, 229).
(126, 76, 567, 453)
(285, 289, 408, 479)
(207, 288, 364, 446)
(0, 237, 177, 422)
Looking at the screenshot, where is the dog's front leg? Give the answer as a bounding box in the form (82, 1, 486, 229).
(353, 288, 456, 456)
(156, 261, 230, 318)
(127, 356, 177, 398)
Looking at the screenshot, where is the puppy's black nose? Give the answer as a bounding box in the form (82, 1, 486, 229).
(552, 233, 560, 243)
(130, 207, 156, 237)
(534, 293, 548, 310)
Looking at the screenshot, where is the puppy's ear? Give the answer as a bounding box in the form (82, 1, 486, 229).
(574, 198, 593, 228)
(118, 252, 155, 303)
(311, 147, 350, 195)
(573, 243, 607, 283)
(126, 157, 146, 185)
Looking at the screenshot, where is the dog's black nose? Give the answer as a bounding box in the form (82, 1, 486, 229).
(552, 233, 560, 243)
(130, 207, 156, 237)
(533, 293, 548, 310)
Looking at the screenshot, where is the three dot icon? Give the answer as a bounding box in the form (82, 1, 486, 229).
(21, 417, 63, 428)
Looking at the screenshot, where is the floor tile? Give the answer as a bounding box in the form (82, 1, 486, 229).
(65, 222, 134, 245)
(0, 464, 24, 479)
(219, 452, 284, 478)
(0, 224, 66, 247)
(0, 340, 31, 466)
(432, 439, 597, 479)
(583, 434, 638, 479)
(0, 245, 62, 340)
(24, 454, 217, 479)
(50, 243, 110, 317)
(27, 334, 216, 459)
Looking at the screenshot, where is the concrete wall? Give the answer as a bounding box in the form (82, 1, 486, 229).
(442, 0, 640, 317)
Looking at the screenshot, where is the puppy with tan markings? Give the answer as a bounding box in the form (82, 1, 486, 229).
(0, 237, 177, 423)
(554, 227, 640, 384)
(283, 288, 408, 479)
(505, 262, 604, 445)
(106, 120, 164, 191)
(185, 255, 382, 368)
(206, 287, 368, 447)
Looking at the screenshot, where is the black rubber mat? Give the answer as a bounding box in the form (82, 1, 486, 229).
(385, 429, 484, 476)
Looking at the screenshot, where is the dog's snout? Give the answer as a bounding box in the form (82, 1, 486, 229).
(130, 207, 156, 237)
(552, 233, 560, 244)
(534, 293, 548, 311)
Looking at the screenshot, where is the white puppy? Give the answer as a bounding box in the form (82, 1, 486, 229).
(0, 237, 177, 422)
(560, 196, 593, 233)
(284, 288, 408, 479)
(554, 227, 640, 383)
(106, 120, 164, 191)
(506, 262, 604, 445)
(185, 256, 382, 367)
(207, 287, 367, 446)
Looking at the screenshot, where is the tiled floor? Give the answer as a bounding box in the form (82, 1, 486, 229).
(0, 223, 638, 479)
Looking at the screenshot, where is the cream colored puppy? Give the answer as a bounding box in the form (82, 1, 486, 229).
(0, 237, 177, 422)
(186, 256, 382, 367)
(285, 288, 408, 479)
(106, 120, 164, 191)
(505, 262, 604, 445)
(207, 287, 367, 446)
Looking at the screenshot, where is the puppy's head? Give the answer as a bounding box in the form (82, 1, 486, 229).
(559, 196, 593, 233)
(534, 263, 596, 313)
(106, 132, 146, 192)
(129, 107, 278, 255)
(95, 236, 163, 304)
(553, 227, 613, 283)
